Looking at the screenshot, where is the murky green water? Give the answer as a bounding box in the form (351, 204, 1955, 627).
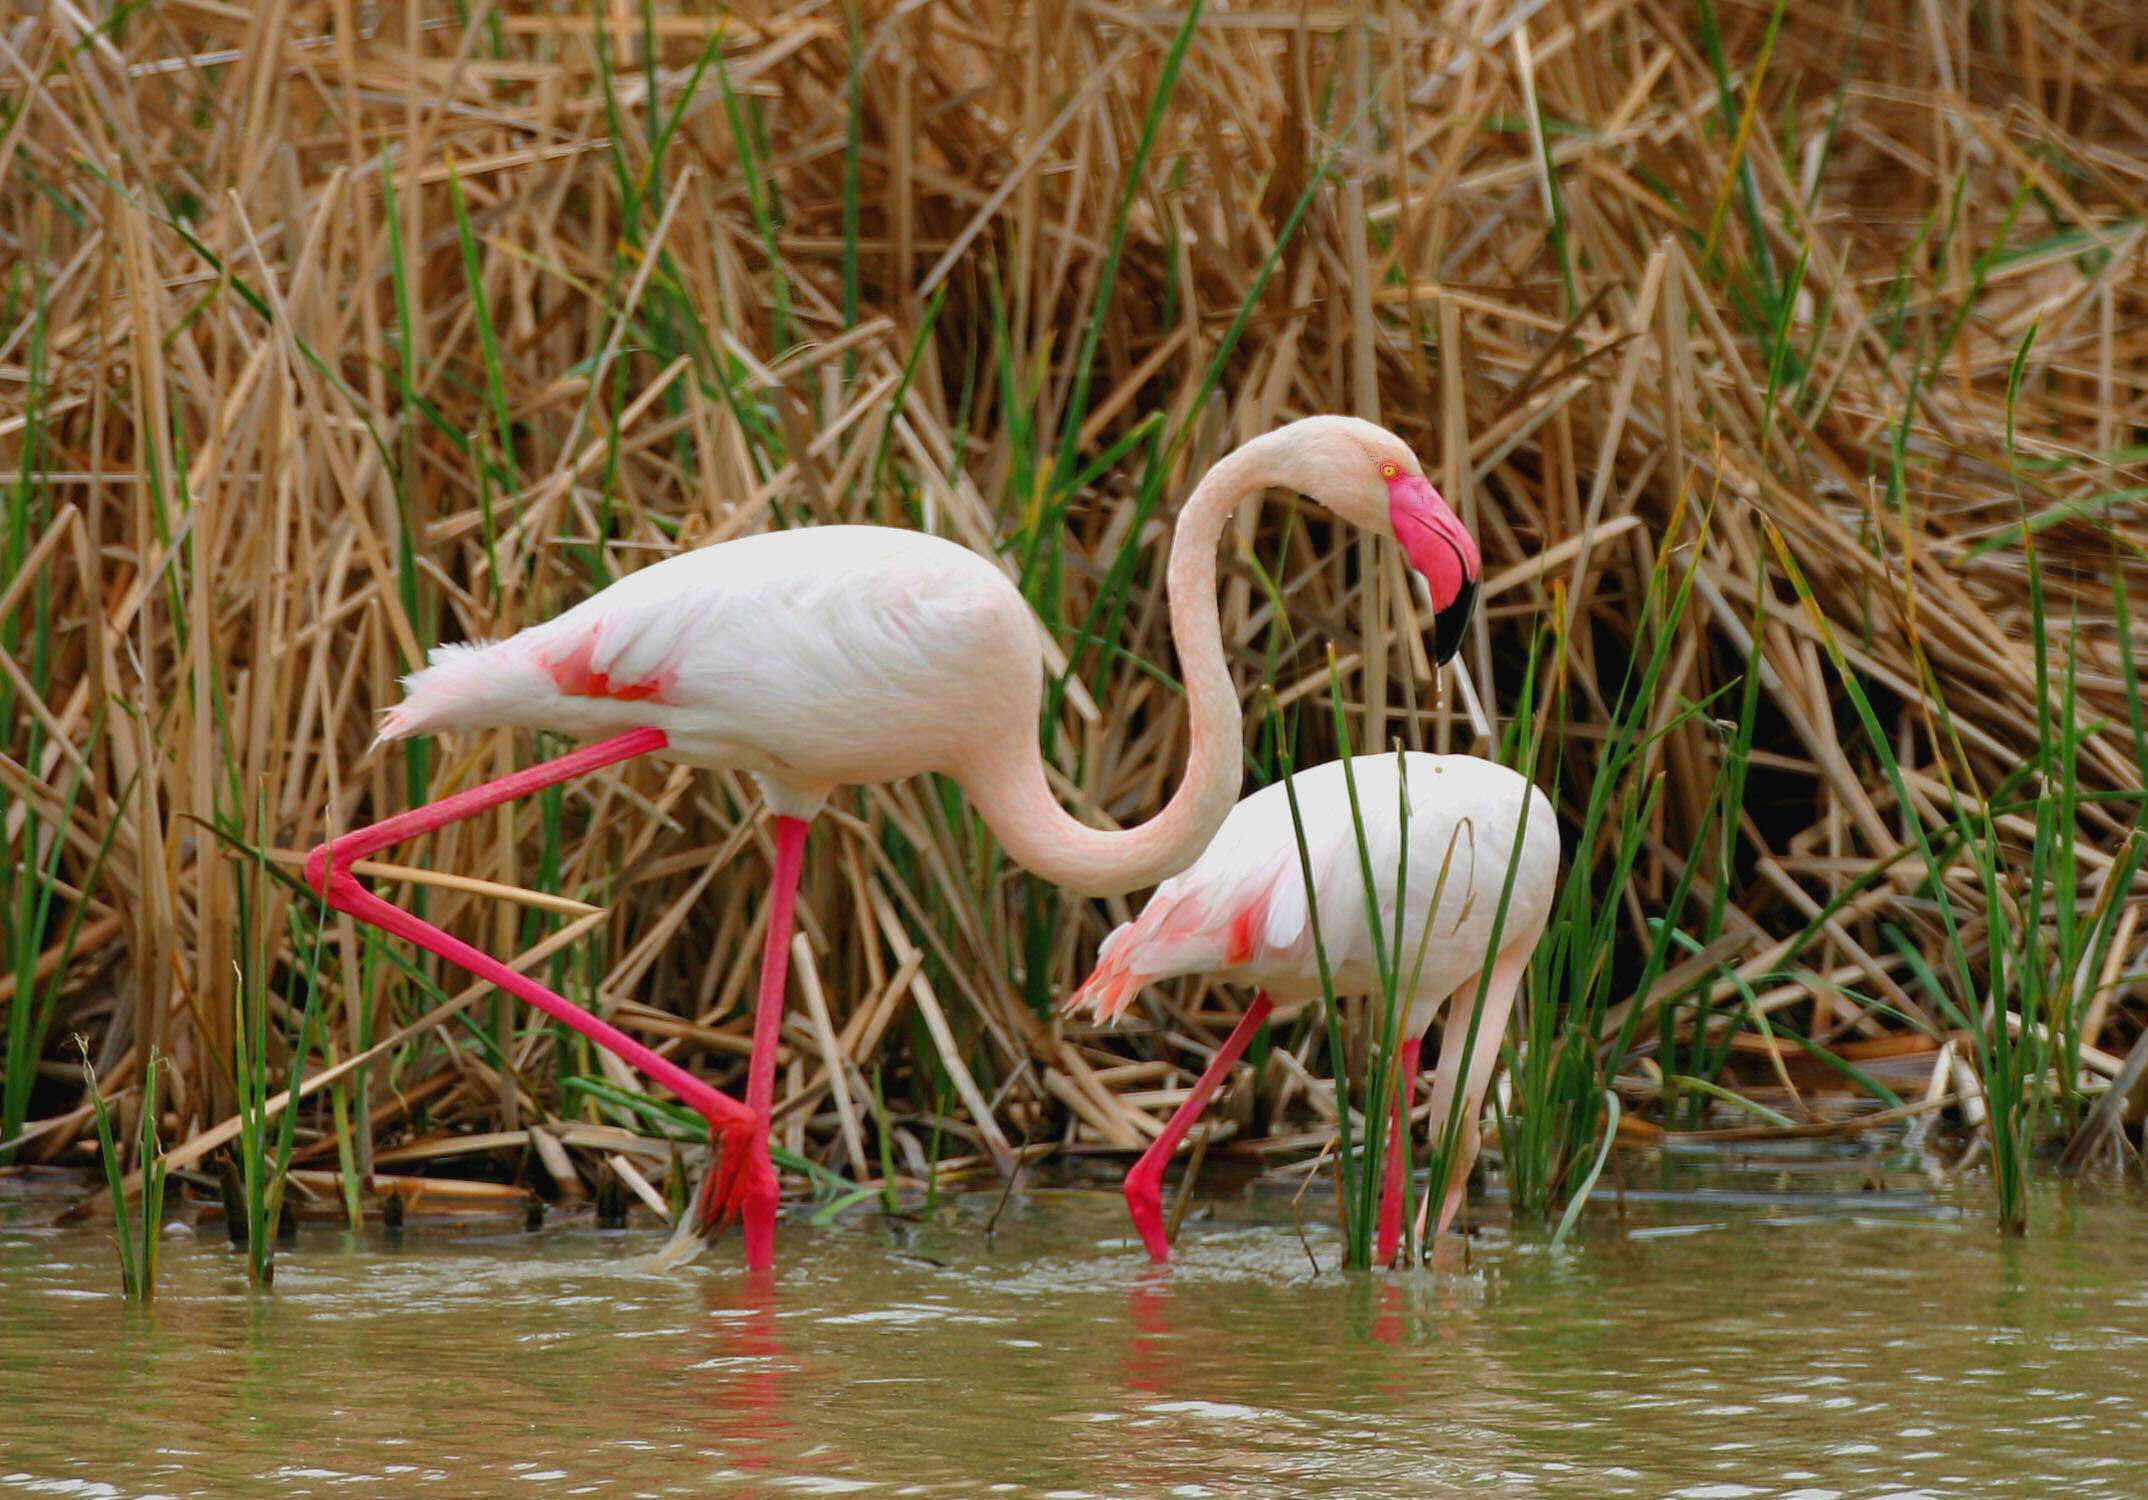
(5, 1149, 2148, 1498)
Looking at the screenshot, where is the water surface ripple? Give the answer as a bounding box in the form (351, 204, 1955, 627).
(4, 1157, 2147, 1498)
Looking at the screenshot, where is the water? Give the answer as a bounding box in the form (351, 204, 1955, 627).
(5, 1150, 2148, 1499)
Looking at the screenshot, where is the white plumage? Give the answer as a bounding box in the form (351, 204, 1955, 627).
(1076, 754, 1558, 1017)
(379, 527, 1047, 812)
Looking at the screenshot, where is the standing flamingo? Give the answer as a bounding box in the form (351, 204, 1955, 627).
(305, 416, 1481, 1271)
(1067, 753, 1558, 1264)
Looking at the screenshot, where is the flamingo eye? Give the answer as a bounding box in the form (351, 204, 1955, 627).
(1378, 461, 1399, 479)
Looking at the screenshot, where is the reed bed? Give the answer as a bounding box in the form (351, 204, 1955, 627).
(3, 0, 2146, 1254)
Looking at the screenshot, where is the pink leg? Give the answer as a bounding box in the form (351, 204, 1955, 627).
(1123, 992, 1274, 1263)
(730, 814, 809, 1272)
(1376, 1033, 1424, 1266)
(305, 730, 761, 1232)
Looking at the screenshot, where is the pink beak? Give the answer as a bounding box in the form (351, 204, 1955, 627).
(1386, 473, 1481, 664)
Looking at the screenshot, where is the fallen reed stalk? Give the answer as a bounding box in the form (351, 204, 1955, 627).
(2, 0, 2145, 1241)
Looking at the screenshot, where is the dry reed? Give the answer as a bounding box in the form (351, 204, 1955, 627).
(3, 0, 2145, 1227)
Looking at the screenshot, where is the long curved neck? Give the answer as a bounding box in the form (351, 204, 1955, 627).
(967, 442, 1276, 898)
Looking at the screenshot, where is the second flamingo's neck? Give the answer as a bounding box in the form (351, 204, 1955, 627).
(967, 441, 1273, 898)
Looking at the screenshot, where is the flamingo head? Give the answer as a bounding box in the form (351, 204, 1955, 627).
(1386, 465, 1480, 665)
(1259, 416, 1482, 664)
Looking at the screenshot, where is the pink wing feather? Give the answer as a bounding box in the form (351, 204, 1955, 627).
(1065, 845, 1291, 1021)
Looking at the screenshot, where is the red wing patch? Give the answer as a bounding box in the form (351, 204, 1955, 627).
(1225, 891, 1270, 966)
(546, 628, 667, 703)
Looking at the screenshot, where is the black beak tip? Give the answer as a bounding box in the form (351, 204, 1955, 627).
(1432, 578, 1478, 665)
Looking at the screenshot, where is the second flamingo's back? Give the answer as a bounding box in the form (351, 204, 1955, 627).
(1073, 754, 1560, 1018)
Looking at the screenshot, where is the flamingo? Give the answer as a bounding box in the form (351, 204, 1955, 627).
(305, 416, 1482, 1271)
(1067, 753, 1559, 1264)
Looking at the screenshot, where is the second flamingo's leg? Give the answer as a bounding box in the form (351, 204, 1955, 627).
(1376, 1033, 1425, 1266)
(728, 814, 810, 1272)
(1421, 942, 1534, 1243)
(1122, 991, 1275, 1262)
(305, 730, 760, 1231)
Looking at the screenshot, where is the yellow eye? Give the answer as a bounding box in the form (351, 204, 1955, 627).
(1379, 461, 1399, 479)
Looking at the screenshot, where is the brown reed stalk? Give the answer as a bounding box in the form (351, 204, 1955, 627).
(1, 0, 2143, 1221)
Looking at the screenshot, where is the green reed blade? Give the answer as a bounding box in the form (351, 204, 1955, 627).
(82, 1047, 135, 1299)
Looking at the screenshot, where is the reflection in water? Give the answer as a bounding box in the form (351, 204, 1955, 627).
(3, 1152, 2148, 1497)
(704, 1268, 802, 1492)
(1371, 1277, 1405, 1349)
(1121, 1265, 1175, 1396)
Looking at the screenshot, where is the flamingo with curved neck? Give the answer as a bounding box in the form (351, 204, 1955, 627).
(306, 415, 1480, 1271)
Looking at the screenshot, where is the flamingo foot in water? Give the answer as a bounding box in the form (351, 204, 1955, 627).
(1122, 1154, 1173, 1264)
(644, 1118, 780, 1272)
(1117, 991, 1275, 1263)
(698, 1117, 781, 1255)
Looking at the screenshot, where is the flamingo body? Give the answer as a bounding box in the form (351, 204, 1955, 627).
(1077, 754, 1557, 1019)
(382, 526, 1045, 815)
(1071, 753, 1560, 1262)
